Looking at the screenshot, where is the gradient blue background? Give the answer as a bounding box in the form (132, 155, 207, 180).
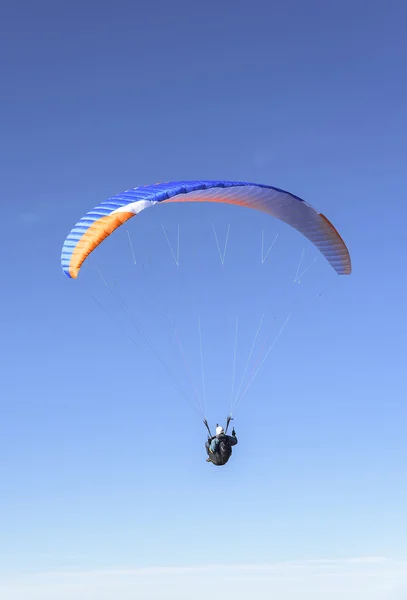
(1, 0, 406, 590)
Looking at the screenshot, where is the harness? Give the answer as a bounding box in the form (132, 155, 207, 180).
(211, 435, 232, 465)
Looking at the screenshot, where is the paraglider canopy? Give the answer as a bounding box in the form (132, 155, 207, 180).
(61, 180, 351, 279)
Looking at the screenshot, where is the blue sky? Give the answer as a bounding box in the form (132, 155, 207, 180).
(1, 0, 407, 598)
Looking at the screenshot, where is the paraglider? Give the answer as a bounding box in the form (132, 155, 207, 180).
(61, 179, 351, 467)
(204, 417, 238, 466)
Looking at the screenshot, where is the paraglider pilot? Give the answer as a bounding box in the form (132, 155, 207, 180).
(204, 418, 238, 466)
